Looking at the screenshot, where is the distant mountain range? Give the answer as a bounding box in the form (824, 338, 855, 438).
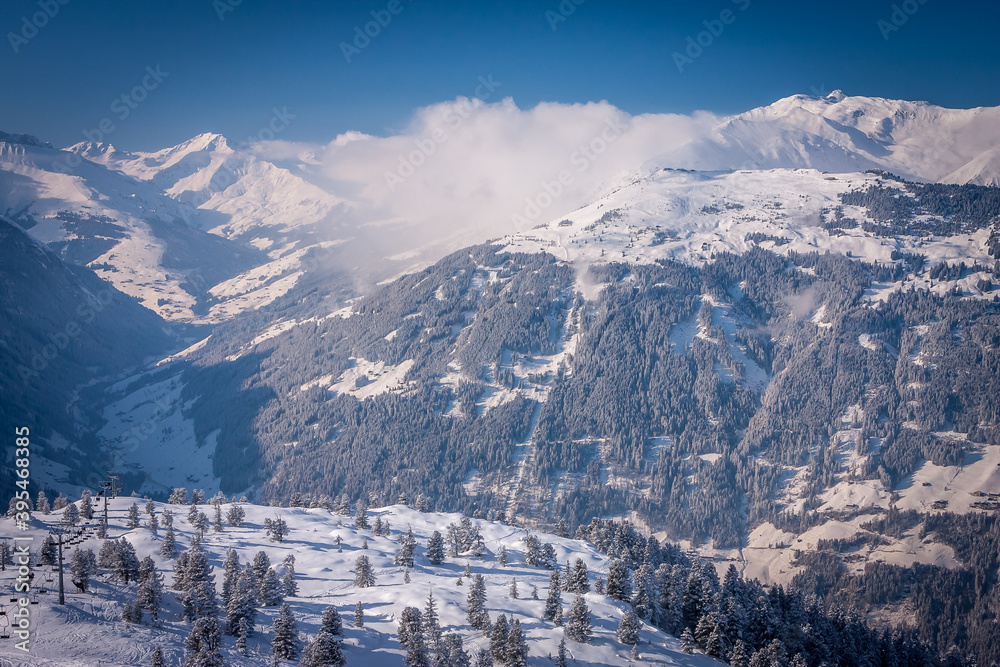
(3, 91, 1000, 664)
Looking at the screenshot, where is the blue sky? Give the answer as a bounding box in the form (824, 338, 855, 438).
(2, 0, 998, 150)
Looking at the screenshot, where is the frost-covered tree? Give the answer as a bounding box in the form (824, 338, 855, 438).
(354, 601, 365, 628)
(80, 490, 93, 520)
(52, 493, 67, 510)
(272, 603, 299, 661)
(354, 498, 370, 530)
(160, 525, 177, 559)
(565, 594, 592, 643)
(606, 558, 632, 602)
(320, 606, 343, 636)
(680, 627, 695, 654)
(69, 548, 97, 592)
(570, 559, 590, 593)
(543, 569, 563, 624)
(354, 555, 376, 587)
(426, 530, 445, 565)
(213, 505, 223, 533)
(489, 614, 509, 664)
(506, 619, 528, 667)
(180, 541, 218, 621)
(39, 535, 57, 566)
(187, 502, 199, 523)
(301, 629, 346, 667)
(617, 609, 641, 646)
(398, 606, 429, 667)
(63, 502, 81, 527)
(422, 591, 441, 652)
(555, 638, 568, 667)
(509, 577, 518, 599)
(226, 564, 258, 636)
(251, 550, 271, 582)
(36, 491, 50, 515)
(149, 646, 164, 667)
(467, 574, 490, 631)
(0, 541, 12, 571)
(281, 563, 298, 597)
(439, 633, 470, 667)
(497, 544, 507, 568)
(137, 556, 164, 623)
(168, 488, 188, 505)
(193, 511, 210, 538)
(226, 503, 245, 527)
(145, 498, 155, 516)
(264, 515, 288, 542)
(184, 615, 224, 666)
(221, 550, 240, 606)
(395, 527, 417, 567)
(161, 508, 174, 529)
(126, 503, 140, 529)
(259, 567, 284, 606)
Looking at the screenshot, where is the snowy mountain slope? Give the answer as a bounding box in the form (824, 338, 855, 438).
(0, 500, 723, 667)
(504, 167, 997, 301)
(71, 133, 349, 253)
(649, 91, 1000, 185)
(0, 138, 266, 322)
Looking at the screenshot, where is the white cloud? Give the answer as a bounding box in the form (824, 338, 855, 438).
(253, 97, 719, 262)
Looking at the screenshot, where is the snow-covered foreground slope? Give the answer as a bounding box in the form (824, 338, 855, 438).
(0, 501, 721, 667)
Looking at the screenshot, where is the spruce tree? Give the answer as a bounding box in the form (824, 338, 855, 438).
(426, 530, 445, 565)
(320, 606, 344, 636)
(160, 525, 177, 558)
(506, 619, 528, 667)
(555, 638, 568, 667)
(69, 548, 96, 592)
(729, 640, 751, 667)
(632, 562, 655, 621)
(395, 527, 417, 567)
(252, 551, 271, 582)
(543, 570, 563, 623)
(489, 614, 509, 664)
(150, 645, 165, 667)
(226, 564, 258, 636)
(354, 498, 369, 529)
(680, 627, 695, 654)
(509, 577, 518, 599)
(222, 549, 240, 606)
(467, 574, 490, 631)
(184, 616, 224, 667)
(606, 558, 632, 601)
(36, 491, 50, 514)
(440, 633, 471, 667)
(272, 603, 299, 661)
(398, 606, 429, 667)
(282, 563, 298, 597)
(423, 592, 442, 652)
(213, 505, 223, 533)
(354, 555, 376, 587)
(497, 544, 507, 567)
(236, 618, 249, 656)
(617, 609, 641, 646)
(301, 629, 346, 667)
(565, 594, 592, 643)
(137, 556, 164, 623)
(259, 567, 284, 606)
(354, 601, 365, 628)
(570, 559, 590, 593)
(180, 541, 218, 621)
(127, 503, 140, 528)
(80, 490, 93, 520)
(188, 502, 199, 522)
(226, 503, 245, 527)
